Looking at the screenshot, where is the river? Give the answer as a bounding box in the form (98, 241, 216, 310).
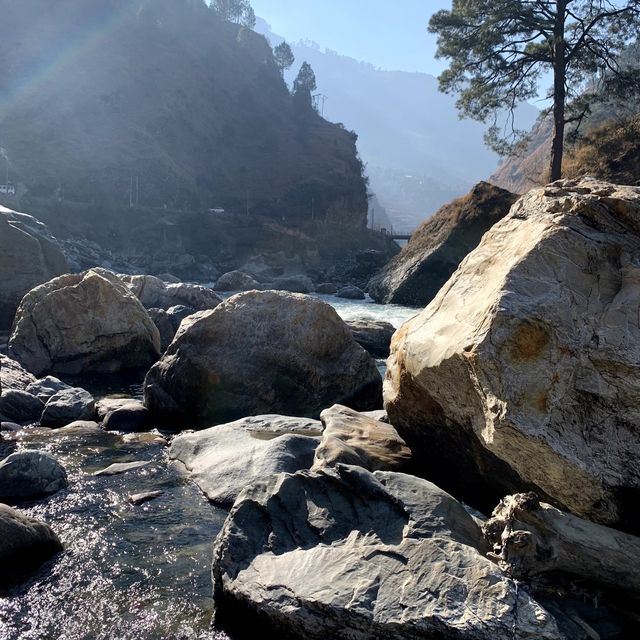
(0, 296, 420, 640)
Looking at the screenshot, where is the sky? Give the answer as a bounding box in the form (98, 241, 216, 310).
(250, 0, 451, 75)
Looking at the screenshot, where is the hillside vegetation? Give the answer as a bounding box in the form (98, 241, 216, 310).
(0, 0, 367, 224)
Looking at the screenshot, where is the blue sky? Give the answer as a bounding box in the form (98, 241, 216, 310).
(250, 0, 451, 75)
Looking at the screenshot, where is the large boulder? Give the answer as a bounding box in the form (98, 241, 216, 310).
(214, 270, 260, 292)
(0, 503, 62, 583)
(121, 274, 222, 311)
(213, 465, 565, 640)
(0, 354, 37, 392)
(369, 182, 518, 306)
(40, 387, 96, 427)
(346, 319, 395, 358)
(0, 450, 68, 500)
(385, 179, 640, 530)
(313, 404, 411, 472)
(8, 268, 161, 376)
(0, 389, 44, 425)
(169, 415, 321, 506)
(145, 291, 382, 426)
(0, 206, 68, 329)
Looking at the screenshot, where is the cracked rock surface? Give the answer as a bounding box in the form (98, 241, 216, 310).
(213, 465, 565, 640)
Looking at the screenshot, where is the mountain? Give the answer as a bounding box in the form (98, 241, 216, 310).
(256, 19, 538, 228)
(0, 0, 367, 225)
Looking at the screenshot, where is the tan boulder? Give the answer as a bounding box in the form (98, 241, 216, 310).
(385, 178, 640, 530)
(8, 268, 160, 376)
(313, 404, 411, 471)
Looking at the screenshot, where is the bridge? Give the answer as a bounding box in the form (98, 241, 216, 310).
(373, 227, 414, 241)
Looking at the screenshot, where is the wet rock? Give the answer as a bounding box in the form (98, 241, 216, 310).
(0, 450, 68, 500)
(336, 285, 366, 300)
(145, 291, 382, 427)
(41, 387, 96, 427)
(96, 397, 136, 421)
(315, 282, 338, 294)
(385, 178, 640, 529)
(313, 404, 411, 472)
(169, 415, 321, 506)
(213, 465, 564, 640)
(56, 420, 102, 435)
(369, 182, 518, 306)
(214, 270, 260, 292)
(103, 401, 152, 433)
(120, 432, 167, 446)
(25, 376, 71, 403)
(93, 460, 150, 476)
(8, 269, 161, 376)
(346, 320, 395, 358)
(129, 490, 163, 506)
(0, 503, 62, 583)
(0, 389, 44, 425)
(0, 206, 68, 330)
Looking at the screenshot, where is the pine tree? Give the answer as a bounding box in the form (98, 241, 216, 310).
(274, 41, 295, 77)
(429, 0, 640, 180)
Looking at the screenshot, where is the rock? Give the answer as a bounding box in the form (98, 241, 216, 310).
(346, 320, 395, 358)
(102, 401, 152, 433)
(163, 283, 222, 311)
(93, 460, 150, 476)
(213, 465, 564, 640)
(56, 420, 102, 435)
(336, 285, 366, 300)
(169, 415, 321, 506)
(156, 273, 180, 283)
(119, 274, 167, 307)
(120, 432, 167, 446)
(145, 291, 382, 427)
(313, 404, 411, 472)
(0, 503, 62, 582)
(362, 409, 389, 423)
(129, 490, 163, 506)
(0, 354, 36, 391)
(25, 376, 71, 402)
(214, 270, 260, 292)
(385, 178, 640, 529)
(95, 397, 136, 421)
(8, 269, 161, 376)
(268, 274, 313, 294)
(148, 308, 175, 351)
(0, 422, 23, 432)
(0, 450, 68, 500)
(41, 387, 96, 427)
(166, 305, 196, 331)
(314, 282, 338, 295)
(369, 182, 518, 306)
(0, 389, 45, 425)
(0, 206, 68, 329)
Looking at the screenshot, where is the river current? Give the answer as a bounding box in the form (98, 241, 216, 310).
(0, 296, 420, 640)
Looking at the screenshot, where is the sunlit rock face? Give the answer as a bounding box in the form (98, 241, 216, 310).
(144, 290, 382, 427)
(0, 206, 68, 329)
(385, 178, 640, 531)
(8, 268, 160, 376)
(213, 465, 565, 640)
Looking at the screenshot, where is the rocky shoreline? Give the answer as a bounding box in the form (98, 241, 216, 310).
(2, 178, 640, 639)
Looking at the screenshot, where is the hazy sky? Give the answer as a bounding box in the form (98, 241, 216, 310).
(251, 0, 451, 75)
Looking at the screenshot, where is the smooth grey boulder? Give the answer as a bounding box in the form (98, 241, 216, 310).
(213, 465, 564, 640)
(41, 387, 96, 427)
(346, 319, 395, 358)
(163, 283, 222, 311)
(8, 269, 161, 376)
(0, 450, 68, 500)
(385, 178, 640, 529)
(0, 503, 62, 582)
(0, 389, 44, 425)
(315, 283, 338, 295)
(102, 401, 152, 432)
(169, 415, 321, 506)
(214, 270, 260, 292)
(26, 376, 71, 403)
(336, 285, 366, 299)
(268, 274, 313, 294)
(145, 291, 382, 427)
(0, 206, 68, 330)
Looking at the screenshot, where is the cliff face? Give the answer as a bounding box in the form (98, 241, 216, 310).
(368, 182, 518, 306)
(0, 0, 367, 224)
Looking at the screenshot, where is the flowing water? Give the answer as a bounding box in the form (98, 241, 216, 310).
(0, 296, 421, 640)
